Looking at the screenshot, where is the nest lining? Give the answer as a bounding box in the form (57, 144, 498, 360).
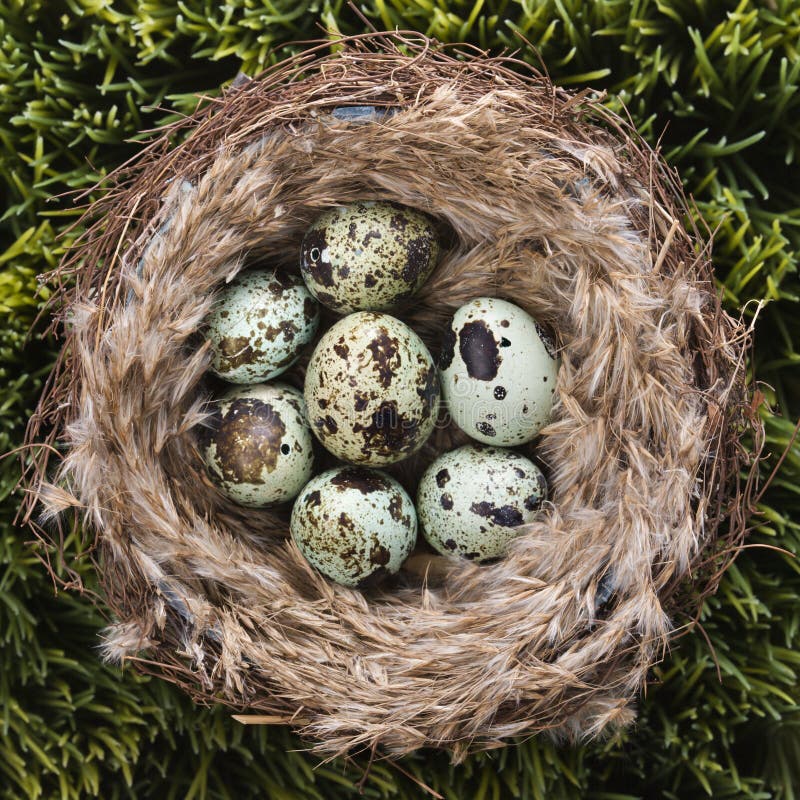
(23, 34, 760, 761)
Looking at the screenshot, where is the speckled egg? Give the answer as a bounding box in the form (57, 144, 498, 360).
(439, 297, 559, 445)
(300, 201, 439, 313)
(417, 445, 547, 561)
(304, 312, 440, 466)
(200, 383, 314, 507)
(290, 466, 417, 586)
(205, 268, 319, 384)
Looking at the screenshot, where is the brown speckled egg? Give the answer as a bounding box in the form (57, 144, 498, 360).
(439, 297, 559, 445)
(200, 383, 314, 507)
(417, 445, 547, 561)
(205, 268, 319, 384)
(290, 466, 417, 587)
(304, 312, 440, 466)
(300, 201, 439, 313)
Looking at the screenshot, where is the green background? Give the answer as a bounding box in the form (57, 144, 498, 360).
(1, 1, 799, 797)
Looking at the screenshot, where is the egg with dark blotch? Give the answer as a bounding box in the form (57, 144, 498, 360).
(439, 297, 559, 445)
(417, 445, 547, 562)
(304, 312, 440, 466)
(300, 200, 439, 313)
(200, 383, 314, 507)
(290, 466, 417, 587)
(205, 268, 319, 384)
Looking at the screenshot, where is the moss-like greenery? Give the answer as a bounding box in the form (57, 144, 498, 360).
(1, 1, 798, 797)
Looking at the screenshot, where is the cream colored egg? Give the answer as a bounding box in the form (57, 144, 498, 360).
(300, 201, 439, 313)
(290, 466, 417, 586)
(439, 297, 559, 445)
(304, 312, 439, 466)
(417, 445, 547, 561)
(200, 383, 314, 507)
(205, 268, 319, 384)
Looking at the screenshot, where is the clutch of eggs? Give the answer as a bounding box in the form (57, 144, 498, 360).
(192, 199, 563, 587)
(301, 200, 439, 313)
(439, 297, 559, 445)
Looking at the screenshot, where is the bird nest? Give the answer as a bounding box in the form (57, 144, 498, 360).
(22, 32, 762, 761)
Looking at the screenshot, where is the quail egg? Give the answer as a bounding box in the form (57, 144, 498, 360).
(417, 445, 547, 561)
(304, 312, 440, 466)
(439, 297, 558, 445)
(200, 383, 314, 506)
(205, 267, 319, 384)
(300, 200, 439, 313)
(291, 466, 417, 587)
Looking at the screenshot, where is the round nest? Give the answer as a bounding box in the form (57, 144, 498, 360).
(23, 33, 762, 761)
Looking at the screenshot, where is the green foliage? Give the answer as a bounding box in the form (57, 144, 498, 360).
(1, 0, 798, 797)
